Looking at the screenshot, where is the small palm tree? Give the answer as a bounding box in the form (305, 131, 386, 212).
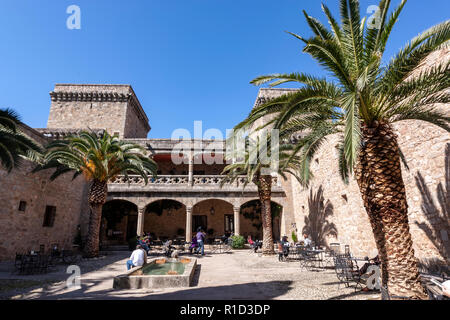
(36, 131, 157, 257)
(0, 108, 42, 171)
(237, 0, 449, 298)
(222, 134, 301, 254)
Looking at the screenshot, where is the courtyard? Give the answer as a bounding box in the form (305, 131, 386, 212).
(0, 249, 380, 300)
(0, 0, 449, 305)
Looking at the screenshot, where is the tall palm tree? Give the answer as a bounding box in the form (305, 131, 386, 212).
(0, 108, 42, 171)
(236, 0, 449, 298)
(36, 131, 157, 258)
(222, 134, 301, 254)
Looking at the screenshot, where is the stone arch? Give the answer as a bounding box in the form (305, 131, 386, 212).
(143, 199, 186, 242)
(101, 199, 139, 245)
(192, 199, 235, 240)
(239, 199, 283, 241)
(142, 197, 190, 208)
(105, 196, 139, 207)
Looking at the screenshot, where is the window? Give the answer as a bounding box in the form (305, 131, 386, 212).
(18, 201, 27, 212)
(43, 206, 56, 227)
(224, 215, 234, 234)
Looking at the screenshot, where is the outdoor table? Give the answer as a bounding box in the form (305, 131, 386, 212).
(286, 246, 301, 260)
(305, 249, 325, 269)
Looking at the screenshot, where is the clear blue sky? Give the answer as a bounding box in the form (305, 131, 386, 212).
(0, 0, 448, 138)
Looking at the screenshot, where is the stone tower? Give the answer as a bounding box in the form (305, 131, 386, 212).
(46, 84, 150, 138)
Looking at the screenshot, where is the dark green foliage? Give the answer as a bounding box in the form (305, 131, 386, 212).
(146, 200, 183, 216)
(291, 231, 298, 243)
(230, 235, 245, 249)
(0, 108, 42, 171)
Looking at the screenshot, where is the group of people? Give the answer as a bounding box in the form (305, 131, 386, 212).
(277, 233, 312, 260)
(136, 234, 151, 254)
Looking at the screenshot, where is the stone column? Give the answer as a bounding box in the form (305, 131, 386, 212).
(186, 206, 193, 242)
(137, 206, 145, 237)
(188, 152, 194, 186)
(233, 206, 240, 236)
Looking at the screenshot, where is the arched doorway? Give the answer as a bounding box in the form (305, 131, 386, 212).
(144, 200, 186, 242)
(240, 200, 283, 241)
(101, 200, 138, 245)
(192, 199, 234, 242)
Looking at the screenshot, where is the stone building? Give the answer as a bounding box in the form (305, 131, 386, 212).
(0, 84, 287, 260)
(0, 51, 448, 264)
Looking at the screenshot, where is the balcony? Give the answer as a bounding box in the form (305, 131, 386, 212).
(108, 175, 284, 194)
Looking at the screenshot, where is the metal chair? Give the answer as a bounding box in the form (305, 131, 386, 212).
(344, 245, 351, 256)
(14, 253, 24, 271)
(37, 254, 50, 274)
(299, 247, 315, 271)
(334, 254, 363, 291)
(426, 278, 449, 300)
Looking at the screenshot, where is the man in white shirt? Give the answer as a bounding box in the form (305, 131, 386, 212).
(303, 234, 312, 247)
(126, 245, 146, 270)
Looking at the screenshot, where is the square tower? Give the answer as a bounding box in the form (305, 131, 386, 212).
(46, 84, 150, 138)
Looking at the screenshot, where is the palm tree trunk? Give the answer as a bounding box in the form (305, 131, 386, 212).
(355, 121, 427, 299)
(83, 180, 108, 258)
(257, 173, 274, 255)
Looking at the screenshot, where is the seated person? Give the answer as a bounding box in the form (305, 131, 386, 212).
(163, 240, 175, 256)
(302, 234, 312, 248)
(137, 236, 150, 253)
(247, 235, 258, 252)
(126, 245, 145, 270)
(281, 236, 290, 257)
(359, 255, 380, 276)
(189, 236, 198, 254)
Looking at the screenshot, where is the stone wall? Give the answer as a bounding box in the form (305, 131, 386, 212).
(123, 98, 151, 139)
(0, 125, 89, 261)
(287, 120, 449, 262)
(47, 84, 150, 139)
(144, 206, 187, 240)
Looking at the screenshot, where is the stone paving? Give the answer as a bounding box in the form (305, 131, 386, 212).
(0, 249, 380, 300)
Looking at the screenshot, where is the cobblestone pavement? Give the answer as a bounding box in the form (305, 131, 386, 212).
(0, 249, 380, 300)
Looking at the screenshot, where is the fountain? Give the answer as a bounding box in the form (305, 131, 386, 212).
(113, 257, 197, 289)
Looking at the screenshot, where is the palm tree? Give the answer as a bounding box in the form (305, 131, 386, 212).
(222, 134, 301, 254)
(36, 130, 158, 258)
(0, 108, 42, 171)
(236, 0, 449, 298)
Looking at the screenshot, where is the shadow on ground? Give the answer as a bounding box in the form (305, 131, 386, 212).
(15, 279, 294, 300)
